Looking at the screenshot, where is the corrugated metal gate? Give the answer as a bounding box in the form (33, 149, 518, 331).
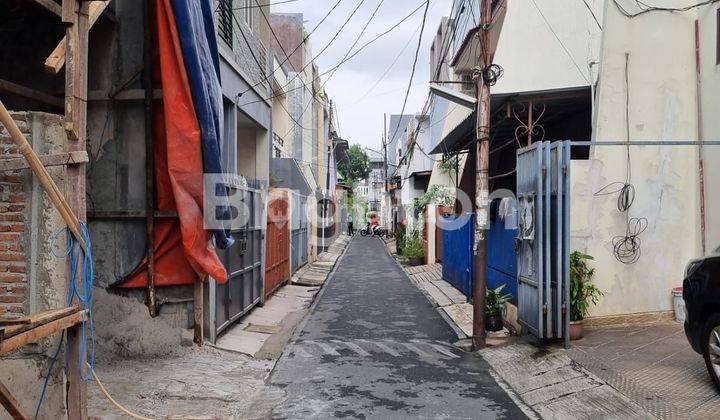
(441, 212, 475, 299)
(516, 141, 571, 346)
(206, 185, 265, 343)
(291, 192, 308, 273)
(265, 189, 290, 298)
(488, 200, 518, 304)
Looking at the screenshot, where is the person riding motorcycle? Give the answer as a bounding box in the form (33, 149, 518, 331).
(370, 215, 379, 237)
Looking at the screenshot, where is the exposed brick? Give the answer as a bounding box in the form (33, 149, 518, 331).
(0, 295, 24, 304)
(0, 214, 23, 222)
(0, 273, 24, 283)
(8, 225, 23, 232)
(6, 194, 24, 203)
(8, 265, 25, 274)
(0, 244, 22, 252)
(0, 254, 25, 262)
(0, 175, 22, 183)
(0, 233, 21, 242)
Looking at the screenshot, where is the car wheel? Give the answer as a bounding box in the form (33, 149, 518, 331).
(702, 313, 720, 392)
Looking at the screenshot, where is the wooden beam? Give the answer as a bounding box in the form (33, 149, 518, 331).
(87, 210, 178, 219)
(0, 307, 79, 329)
(87, 89, 163, 101)
(44, 0, 111, 74)
(0, 79, 63, 108)
(0, 151, 88, 172)
(64, 1, 89, 418)
(28, 0, 62, 17)
(0, 379, 29, 420)
(0, 310, 87, 356)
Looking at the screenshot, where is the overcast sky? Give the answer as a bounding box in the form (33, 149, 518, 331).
(272, 0, 455, 153)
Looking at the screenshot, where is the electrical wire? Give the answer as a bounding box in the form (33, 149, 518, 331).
(528, 0, 590, 84)
(280, 0, 384, 141)
(232, 0, 300, 9)
(593, 52, 647, 264)
(240, 0, 429, 108)
(612, 0, 719, 18)
(389, 0, 430, 151)
(581, 0, 602, 29)
(239, 0, 345, 95)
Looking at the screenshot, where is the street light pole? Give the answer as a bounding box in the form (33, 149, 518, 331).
(472, 0, 493, 350)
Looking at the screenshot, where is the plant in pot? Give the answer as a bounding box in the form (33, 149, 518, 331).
(485, 284, 511, 332)
(570, 251, 603, 340)
(401, 233, 425, 266)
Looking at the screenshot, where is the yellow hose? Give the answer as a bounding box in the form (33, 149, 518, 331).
(87, 364, 156, 420)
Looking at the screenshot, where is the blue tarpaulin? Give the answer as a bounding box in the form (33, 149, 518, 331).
(171, 0, 233, 248)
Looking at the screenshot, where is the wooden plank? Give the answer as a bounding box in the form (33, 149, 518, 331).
(87, 89, 162, 101)
(0, 379, 29, 420)
(0, 151, 88, 172)
(87, 210, 178, 219)
(0, 79, 63, 108)
(45, 0, 111, 74)
(28, 0, 61, 16)
(0, 307, 78, 330)
(0, 102, 87, 251)
(64, 1, 88, 417)
(0, 310, 87, 356)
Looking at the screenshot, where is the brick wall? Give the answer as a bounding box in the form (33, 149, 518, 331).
(0, 113, 28, 319)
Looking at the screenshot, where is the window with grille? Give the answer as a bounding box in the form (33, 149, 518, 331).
(240, 0, 254, 31)
(217, 0, 233, 47)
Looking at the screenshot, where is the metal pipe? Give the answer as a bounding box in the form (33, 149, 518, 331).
(143, 0, 157, 318)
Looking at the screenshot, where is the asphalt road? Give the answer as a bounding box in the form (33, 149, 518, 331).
(269, 236, 528, 419)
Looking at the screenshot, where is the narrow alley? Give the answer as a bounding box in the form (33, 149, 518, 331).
(3, 0, 720, 418)
(269, 237, 528, 419)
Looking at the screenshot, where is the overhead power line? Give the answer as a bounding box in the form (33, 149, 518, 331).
(282, 0, 386, 140)
(233, 0, 301, 9)
(528, 0, 590, 84)
(238, 0, 429, 108)
(239, 0, 345, 97)
(389, 0, 430, 146)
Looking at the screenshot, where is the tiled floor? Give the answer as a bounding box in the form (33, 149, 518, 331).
(569, 322, 720, 419)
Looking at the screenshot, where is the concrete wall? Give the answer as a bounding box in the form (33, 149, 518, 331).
(0, 112, 71, 419)
(697, 3, 720, 252)
(571, 2, 701, 318)
(491, 0, 603, 94)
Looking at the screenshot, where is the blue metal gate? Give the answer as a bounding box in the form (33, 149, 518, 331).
(516, 141, 571, 346)
(487, 200, 518, 304)
(441, 213, 475, 299)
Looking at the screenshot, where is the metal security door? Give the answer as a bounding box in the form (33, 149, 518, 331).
(206, 185, 266, 343)
(291, 193, 308, 273)
(265, 189, 290, 298)
(516, 141, 571, 344)
(516, 142, 545, 338)
(441, 213, 475, 299)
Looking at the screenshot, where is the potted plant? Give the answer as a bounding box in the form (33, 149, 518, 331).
(485, 284, 512, 332)
(570, 251, 603, 340)
(402, 234, 425, 266)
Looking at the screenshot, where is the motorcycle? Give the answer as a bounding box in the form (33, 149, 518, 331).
(360, 223, 387, 238)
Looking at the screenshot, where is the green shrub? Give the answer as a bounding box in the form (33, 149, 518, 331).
(401, 232, 425, 260)
(570, 251, 603, 321)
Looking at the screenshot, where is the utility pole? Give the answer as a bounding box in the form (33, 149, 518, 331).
(472, 0, 493, 350)
(383, 114, 388, 227)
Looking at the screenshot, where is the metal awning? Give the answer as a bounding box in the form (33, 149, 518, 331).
(270, 158, 312, 196)
(429, 86, 591, 155)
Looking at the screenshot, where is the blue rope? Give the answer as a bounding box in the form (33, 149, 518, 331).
(34, 223, 96, 418)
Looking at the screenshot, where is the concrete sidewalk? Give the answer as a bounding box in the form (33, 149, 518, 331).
(88, 236, 351, 419)
(389, 244, 662, 419)
(569, 322, 719, 419)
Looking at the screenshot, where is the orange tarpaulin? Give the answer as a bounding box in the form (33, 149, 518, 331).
(120, 0, 227, 287)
